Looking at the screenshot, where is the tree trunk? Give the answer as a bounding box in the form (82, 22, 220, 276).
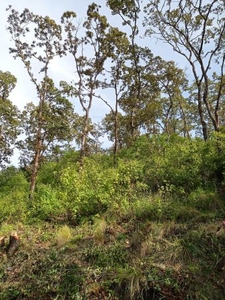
(29, 126, 42, 199)
(29, 93, 45, 199)
(197, 87, 208, 141)
(113, 104, 119, 167)
(80, 111, 89, 167)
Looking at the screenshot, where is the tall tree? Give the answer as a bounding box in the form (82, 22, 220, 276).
(107, 0, 143, 142)
(144, 0, 225, 140)
(117, 48, 162, 140)
(102, 52, 192, 143)
(107, 0, 164, 144)
(7, 7, 65, 197)
(0, 71, 20, 167)
(61, 4, 110, 164)
(99, 26, 130, 165)
(105, 0, 192, 149)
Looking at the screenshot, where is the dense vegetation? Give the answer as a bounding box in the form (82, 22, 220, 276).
(1, 134, 225, 299)
(0, 0, 225, 299)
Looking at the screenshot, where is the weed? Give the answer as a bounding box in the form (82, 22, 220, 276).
(112, 266, 145, 300)
(93, 217, 107, 245)
(59, 264, 84, 299)
(56, 225, 72, 247)
(84, 243, 129, 268)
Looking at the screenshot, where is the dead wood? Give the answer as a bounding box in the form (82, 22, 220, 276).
(6, 231, 20, 257)
(0, 236, 5, 248)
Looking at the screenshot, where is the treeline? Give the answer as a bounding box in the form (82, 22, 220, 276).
(0, 0, 224, 199)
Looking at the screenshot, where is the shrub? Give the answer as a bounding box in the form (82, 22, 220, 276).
(93, 218, 107, 245)
(122, 135, 204, 196)
(188, 188, 225, 212)
(0, 167, 29, 222)
(30, 184, 66, 221)
(59, 155, 150, 223)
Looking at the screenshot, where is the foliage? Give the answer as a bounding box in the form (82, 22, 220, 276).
(19, 79, 77, 166)
(0, 71, 20, 167)
(144, 0, 225, 139)
(0, 167, 29, 222)
(200, 131, 225, 190)
(120, 134, 205, 196)
(30, 184, 66, 221)
(58, 155, 149, 223)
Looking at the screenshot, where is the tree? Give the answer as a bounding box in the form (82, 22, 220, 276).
(7, 7, 65, 197)
(107, 0, 143, 142)
(102, 112, 132, 151)
(150, 57, 193, 137)
(144, 0, 225, 140)
(61, 4, 111, 164)
(18, 78, 78, 168)
(107, 0, 163, 144)
(104, 0, 194, 150)
(119, 47, 162, 137)
(0, 71, 20, 167)
(99, 26, 130, 165)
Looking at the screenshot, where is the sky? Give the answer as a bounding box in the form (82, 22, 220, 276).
(1, 0, 188, 165)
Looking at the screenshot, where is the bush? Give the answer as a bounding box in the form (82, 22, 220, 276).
(0, 190, 29, 223)
(30, 184, 66, 221)
(59, 158, 146, 222)
(0, 167, 29, 222)
(188, 188, 224, 212)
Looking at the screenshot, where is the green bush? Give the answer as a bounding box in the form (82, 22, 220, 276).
(188, 188, 225, 212)
(30, 184, 66, 221)
(0, 167, 29, 222)
(0, 190, 28, 223)
(147, 136, 203, 195)
(59, 158, 146, 222)
(200, 132, 225, 190)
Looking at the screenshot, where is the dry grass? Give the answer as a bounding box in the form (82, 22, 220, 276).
(56, 225, 72, 247)
(93, 218, 107, 245)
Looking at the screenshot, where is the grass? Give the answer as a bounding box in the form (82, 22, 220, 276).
(56, 225, 72, 247)
(93, 217, 107, 245)
(0, 194, 225, 299)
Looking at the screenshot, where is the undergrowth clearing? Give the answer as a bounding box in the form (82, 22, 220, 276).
(0, 205, 225, 299)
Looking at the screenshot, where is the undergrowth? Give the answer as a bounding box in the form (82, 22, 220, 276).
(0, 136, 225, 299)
(0, 197, 225, 299)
